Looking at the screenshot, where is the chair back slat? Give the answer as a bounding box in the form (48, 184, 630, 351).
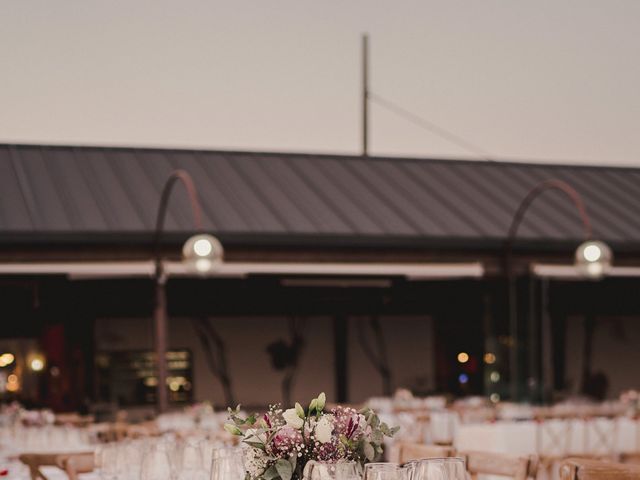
(560, 457, 640, 480)
(461, 451, 537, 480)
(397, 443, 456, 463)
(55, 452, 94, 480)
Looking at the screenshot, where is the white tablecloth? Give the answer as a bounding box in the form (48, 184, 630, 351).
(455, 418, 639, 456)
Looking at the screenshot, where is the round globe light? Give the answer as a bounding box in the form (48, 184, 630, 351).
(30, 355, 45, 372)
(575, 240, 612, 280)
(182, 234, 223, 274)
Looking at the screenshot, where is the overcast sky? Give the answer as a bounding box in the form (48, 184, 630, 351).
(1, 1, 639, 165)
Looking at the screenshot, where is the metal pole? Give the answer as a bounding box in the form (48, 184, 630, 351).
(154, 273, 169, 413)
(541, 278, 554, 402)
(153, 170, 204, 414)
(362, 33, 369, 157)
(504, 179, 592, 402)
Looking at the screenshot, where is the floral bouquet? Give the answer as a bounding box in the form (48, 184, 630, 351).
(225, 393, 398, 480)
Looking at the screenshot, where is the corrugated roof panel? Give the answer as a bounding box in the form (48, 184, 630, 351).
(285, 156, 384, 235)
(172, 151, 250, 232)
(352, 160, 446, 236)
(230, 154, 318, 233)
(203, 152, 289, 232)
(16, 147, 73, 230)
(319, 158, 417, 235)
(0, 148, 36, 230)
(257, 155, 354, 234)
(564, 167, 640, 239)
(426, 162, 516, 236)
(1, 144, 640, 250)
(541, 166, 631, 241)
(80, 149, 147, 230)
(370, 161, 479, 237)
(457, 163, 566, 239)
(399, 161, 493, 236)
(497, 164, 587, 240)
(45, 147, 110, 231)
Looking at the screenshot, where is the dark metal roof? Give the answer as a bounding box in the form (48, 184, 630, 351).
(1, 143, 640, 251)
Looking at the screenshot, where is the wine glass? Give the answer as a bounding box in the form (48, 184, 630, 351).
(141, 443, 173, 480)
(400, 460, 418, 480)
(364, 463, 400, 480)
(210, 446, 244, 480)
(306, 461, 361, 480)
(177, 439, 208, 480)
(413, 458, 467, 480)
(100, 443, 120, 480)
(117, 439, 144, 480)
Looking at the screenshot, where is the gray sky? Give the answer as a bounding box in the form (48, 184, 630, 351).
(1, 1, 639, 165)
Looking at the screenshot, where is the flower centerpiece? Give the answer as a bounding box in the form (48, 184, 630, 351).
(225, 392, 398, 480)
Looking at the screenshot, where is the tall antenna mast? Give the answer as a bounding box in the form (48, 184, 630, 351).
(362, 33, 369, 157)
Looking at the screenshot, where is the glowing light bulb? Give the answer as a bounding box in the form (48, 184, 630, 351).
(457, 352, 469, 364)
(182, 234, 223, 274)
(484, 353, 496, 364)
(30, 357, 44, 372)
(575, 240, 612, 280)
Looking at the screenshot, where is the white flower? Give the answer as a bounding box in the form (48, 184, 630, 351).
(244, 446, 268, 478)
(283, 408, 304, 429)
(315, 414, 334, 443)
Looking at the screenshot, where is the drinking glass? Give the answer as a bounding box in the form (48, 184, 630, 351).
(364, 462, 400, 480)
(210, 446, 244, 480)
(117, 440, 144, 480)
(413, 458, 467, 480)
(177, 439, 208, 480)
(141, 443, 173, 480)
(100, 443, 120, 480)
(306, 461, 361, 480)
(400, 461, 417, 480)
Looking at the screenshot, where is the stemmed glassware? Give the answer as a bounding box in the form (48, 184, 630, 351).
(306, 460, 361, 480)
(210, 446, 244, 480)
(141, 442, 172, 480)
(411, 458, 467, 480)
(176, 439, 208, 480)
(364, 462, 401, 480)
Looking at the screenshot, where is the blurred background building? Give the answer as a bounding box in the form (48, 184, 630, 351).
(1, 144, 640, 413)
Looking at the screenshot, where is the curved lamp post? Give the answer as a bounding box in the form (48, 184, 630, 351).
(153, 170, 223, 413)
(504, 179, 611, 400)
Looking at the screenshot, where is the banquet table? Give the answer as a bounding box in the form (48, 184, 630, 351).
(454, 417, 640, 456)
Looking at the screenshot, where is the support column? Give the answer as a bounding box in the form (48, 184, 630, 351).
(333, 315, 348, 403)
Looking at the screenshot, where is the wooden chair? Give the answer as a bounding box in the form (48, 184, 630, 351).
(397, 442, 456, 463)
(560, 457, 640, 480)
(460, 451, 538, 480)
(19, 451, 94, 480)
(55, 452, 95, 480)
(619, 452, 640, 465)
(19, 453, 58, 480)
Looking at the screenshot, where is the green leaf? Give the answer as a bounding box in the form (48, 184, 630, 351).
(243, 440, 266, 450)
(275, 459, 293, 480)
(363, 442, 375, 462)
(263, 465, 280, 480)
(359, 407, 372, 416)
(369, 414, 380, 429)
(295, 402, 305, 418)
(371, 430, 383, 444)
(317, 392, 326, 411)
(246, 414, 257, 426)
(224, 423, 242, 435)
